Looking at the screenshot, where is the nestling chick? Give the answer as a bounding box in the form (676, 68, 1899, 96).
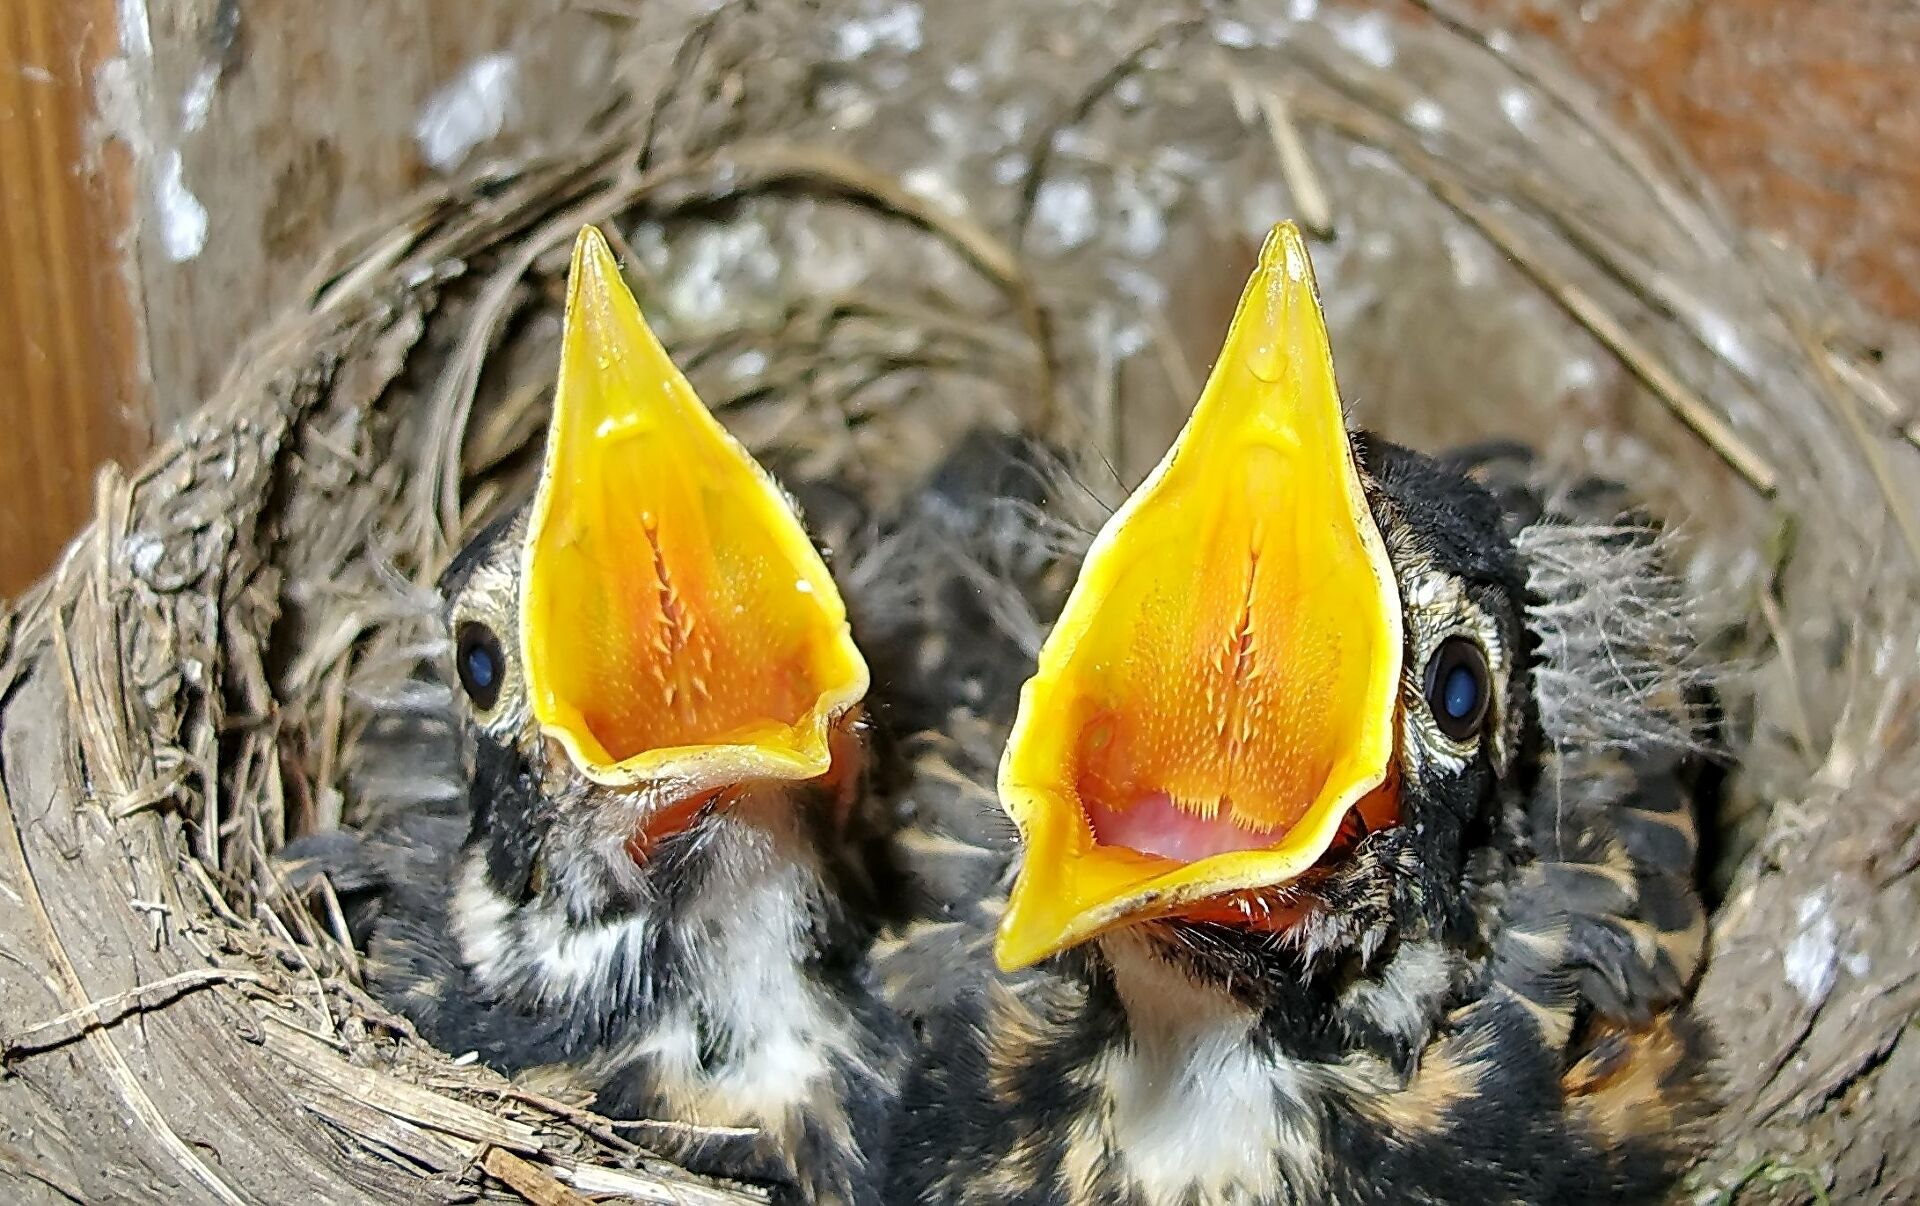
(290, 228, 899, 1205)
(886, 223, 1717, 1206)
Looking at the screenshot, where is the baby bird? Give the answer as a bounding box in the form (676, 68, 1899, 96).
(292, 228, 898, 1204)
(886, 223, 1716, 1206)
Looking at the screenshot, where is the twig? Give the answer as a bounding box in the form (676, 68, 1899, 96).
(1014, 17, 1208, 250)
(551, 1159, 769, 1206)
(483, 1147, 595, 1206)
(435, 1078, 644, 1154)
(0, 1141, 87, 1203)
(609, 1117, 761, 1141)
(468, 1077, 759, 1147)
(0, 777, 247, 1205)
(1709, 1156, 1833, 1206)
(417, 138, 1058, 558)
(1754, 588, 1819, 761)
(1289, 85, 1780, 498)
(1395, 0, 1726, 251)
(3, 966, 265, 1063)
(1216, 60, 1333, 239)
(1764, 272, 1920, 570)
(1826, 351, 1920, 453)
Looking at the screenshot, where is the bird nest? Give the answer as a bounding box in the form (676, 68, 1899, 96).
(3, 3, 1917, 1203)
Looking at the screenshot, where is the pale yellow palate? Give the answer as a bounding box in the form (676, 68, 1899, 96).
(520, 226, 869, 791)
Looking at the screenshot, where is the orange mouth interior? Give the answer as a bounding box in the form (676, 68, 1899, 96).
(994, 223, 1404, 970)
(521, 227, 869, 791)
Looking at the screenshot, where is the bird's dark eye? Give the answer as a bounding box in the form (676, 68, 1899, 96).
(1423, 636, 1491, 742)
(456, 622, 505, 711)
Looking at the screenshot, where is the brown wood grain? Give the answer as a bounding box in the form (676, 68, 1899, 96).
(3, 0, 1915, 600)
(0, 0, 149, 599)
(123, 0, 603, 413)
(1460, 0, 1920, 328)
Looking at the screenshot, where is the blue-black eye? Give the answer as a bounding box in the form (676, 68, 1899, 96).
(456, 622, 505, 711)
(1423, 636, 1491, 742)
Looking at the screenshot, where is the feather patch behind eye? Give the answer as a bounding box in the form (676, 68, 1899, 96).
(336, 570, 468, 821)
(1519, 518, 1710, 757)
(847, 441, 1105, 661)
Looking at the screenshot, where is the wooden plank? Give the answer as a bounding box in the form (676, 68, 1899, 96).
(0, 0, 150, 598)
(1464, 0, 1920, 326)
(121, 0, 608, 414)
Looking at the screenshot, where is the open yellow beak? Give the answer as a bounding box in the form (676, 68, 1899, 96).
(994, 223, 1404, 970)
(520, 227, 869, 792)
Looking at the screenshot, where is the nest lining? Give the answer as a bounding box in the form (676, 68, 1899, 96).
(2, 3, 1917, 1203)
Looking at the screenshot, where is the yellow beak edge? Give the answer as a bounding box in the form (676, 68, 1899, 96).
(994, 222, 1404, 970)
(520, 227, 870, 792)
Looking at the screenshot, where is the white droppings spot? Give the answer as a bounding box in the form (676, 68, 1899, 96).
(816, 80, 876, 130)
(1557, 357, 1601, 393)
(946, 64, 980, 94)
(1843, 952, 1870, 978)
(1443, 225, 1492, 287)
(1332, 11, 1397, 69)
(21, 65, 53, 85)
(794, 579, 814, 595)
(992, 153, 1027, 186)
(155, 149, 207, 262)
(901, 165, 968, 217)
(729, 349, 769, 379)
(1112, 176, 1166, 257)
(1499, 85, 1535, 129)
(994, 102, 1032, 146)
(925, 104, 967, 148)
(668, 224, 781, 328)
(1033, 177, 1097, 251)
(180, 64, 217, 133)
(1783, 891, 1838, 1004)
(1113, 323, 1150, 358)
(1696, 308, 1760, 376)
(1406, 98, 1445, 132)
(116, 0, 152, 60)
(1288, 0, 1318, 20)
(1108, 264, 1167, 310)
(833, 1, 923, 59)
(1488, 29, 1513, 54)
(1216, 19, 1256, 48)
(414, 52, 518, 173)
(124, 533, 165, 576)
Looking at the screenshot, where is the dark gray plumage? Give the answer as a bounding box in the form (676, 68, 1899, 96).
(876, 434, 1719, 1206)
(286, 503, 904, 1206)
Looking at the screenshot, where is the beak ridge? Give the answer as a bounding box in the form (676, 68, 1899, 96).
(520, 226, 869, 792)
(994, 222, 1403, 969)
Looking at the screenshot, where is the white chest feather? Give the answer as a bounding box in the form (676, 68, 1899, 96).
(627, 828, 862, 1131)
(1100, 939, 1322, 1204)
(450, 825, 861, 1131)
(631, 872, 839, 1121)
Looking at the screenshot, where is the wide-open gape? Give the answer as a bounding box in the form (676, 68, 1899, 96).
(521, 227, 869, 793)
(996, 223, 1404, 969)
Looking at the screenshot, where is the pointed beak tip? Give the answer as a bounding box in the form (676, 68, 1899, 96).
(990, 215, 1402, 953)
(523, 224, 868, 790)
(992, 908, 1061, 973)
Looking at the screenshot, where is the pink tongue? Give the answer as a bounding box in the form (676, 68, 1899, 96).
(1085, 791, 1282, 862)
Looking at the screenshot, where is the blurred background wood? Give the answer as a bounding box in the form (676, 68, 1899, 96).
(1469, 0, 1920, 332)
(0, 0, 149, 600)
(0, 0, 617, 597)
(0, 0, 1914, 590)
